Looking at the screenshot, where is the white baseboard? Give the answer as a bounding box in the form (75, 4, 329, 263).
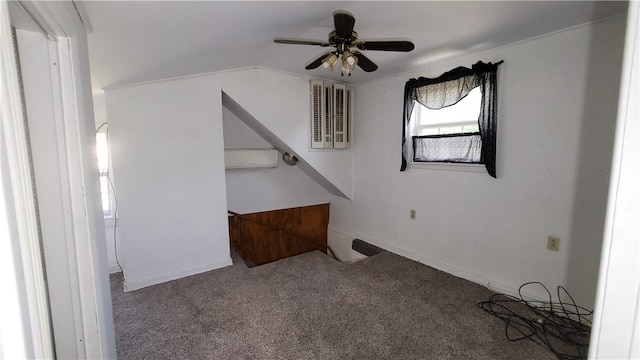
(329, 226, 548, 303)
(123, 257, 233, 292)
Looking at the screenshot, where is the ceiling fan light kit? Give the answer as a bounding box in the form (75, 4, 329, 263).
(322, 53, 339, 70)
(274, 11, 414, 76)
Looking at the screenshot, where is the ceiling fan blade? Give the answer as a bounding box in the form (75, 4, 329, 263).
(305, 52, 334, 70)
(356, 40, 415, 52)
(274, 38, 330, 47)
(334, 12, 355, 39)
(354, 52, 378, 72)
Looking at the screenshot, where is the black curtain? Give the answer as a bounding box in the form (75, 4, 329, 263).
(401, 61, 503, 177)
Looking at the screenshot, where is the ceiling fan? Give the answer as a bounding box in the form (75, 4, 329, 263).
(274, 11, 415, 76)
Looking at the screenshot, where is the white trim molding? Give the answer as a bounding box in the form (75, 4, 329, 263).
(123, 258, 233, 292)
(329, 225, 549, 303)
(0, 2, 54, 358)
(8, 1, 117, 358)
(589, 2, 640, 358)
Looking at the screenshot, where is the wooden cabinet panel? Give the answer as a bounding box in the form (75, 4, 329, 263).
(229, 204, 329, 266)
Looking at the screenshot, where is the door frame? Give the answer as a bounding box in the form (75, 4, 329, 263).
(2, 1, 116, 358)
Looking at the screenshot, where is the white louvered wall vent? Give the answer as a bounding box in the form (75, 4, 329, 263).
(310, 80, 352, 149)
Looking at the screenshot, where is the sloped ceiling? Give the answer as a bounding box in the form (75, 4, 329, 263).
(83, 1, 627, 93)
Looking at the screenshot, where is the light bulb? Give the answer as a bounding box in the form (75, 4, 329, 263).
(342, 50, 358, 68)
(322, 53, 338, 70)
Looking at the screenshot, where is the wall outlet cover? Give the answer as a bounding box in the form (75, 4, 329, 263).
(547, 236, 560, 251)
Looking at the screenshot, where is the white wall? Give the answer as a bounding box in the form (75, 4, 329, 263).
(106, 76, 232, 291)
(223, 108, 331, 214)
(223, 69, 353, 199)
(105, 68, 350, 289)
(565, 16, 626, 309)
(330, 16, 626, 304)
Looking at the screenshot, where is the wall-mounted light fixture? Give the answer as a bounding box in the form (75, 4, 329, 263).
(282, 152, 298, 166)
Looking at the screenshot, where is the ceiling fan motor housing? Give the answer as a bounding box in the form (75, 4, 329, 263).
(328, 30, 359, 50)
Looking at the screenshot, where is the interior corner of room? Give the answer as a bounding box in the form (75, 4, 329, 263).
(4, 1, 639, 359)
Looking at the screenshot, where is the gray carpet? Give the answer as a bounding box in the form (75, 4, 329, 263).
(110, 251, 559, 360)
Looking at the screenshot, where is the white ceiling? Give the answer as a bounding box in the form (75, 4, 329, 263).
(82, 1, 627, 93)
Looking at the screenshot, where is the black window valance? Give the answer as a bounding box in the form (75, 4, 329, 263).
(401, 60, 503, 177)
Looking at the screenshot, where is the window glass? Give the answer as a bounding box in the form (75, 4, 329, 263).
(96, 129, 111, 216)
(412, 87, 481, 136)
(96, 132, 109, 172)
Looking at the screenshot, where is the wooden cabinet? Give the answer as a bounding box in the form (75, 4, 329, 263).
(229, 204, 330, 266)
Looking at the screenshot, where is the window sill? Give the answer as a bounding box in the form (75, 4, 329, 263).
(308, 147, 352, 152)
(103, 216, 117, 228)
(408, 162, 486, 173)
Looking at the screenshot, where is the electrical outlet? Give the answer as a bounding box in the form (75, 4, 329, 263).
(547, 236, 560, 251)
(410, 209, 416, 220)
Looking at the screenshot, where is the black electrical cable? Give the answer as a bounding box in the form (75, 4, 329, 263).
(96, 122, 107, 133)
(478, 282, 593, 360)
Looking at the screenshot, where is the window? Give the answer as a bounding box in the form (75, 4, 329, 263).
(411, 87, 481, 136)
(410, 87, 482, 163)
(96, 124, 112, 217)
(401, 61, 502, 177)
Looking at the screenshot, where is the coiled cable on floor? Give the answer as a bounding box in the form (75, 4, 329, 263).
(478, 282, 592, 360)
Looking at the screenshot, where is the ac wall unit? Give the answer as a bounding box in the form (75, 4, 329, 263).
(224, 148, 278, 169)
